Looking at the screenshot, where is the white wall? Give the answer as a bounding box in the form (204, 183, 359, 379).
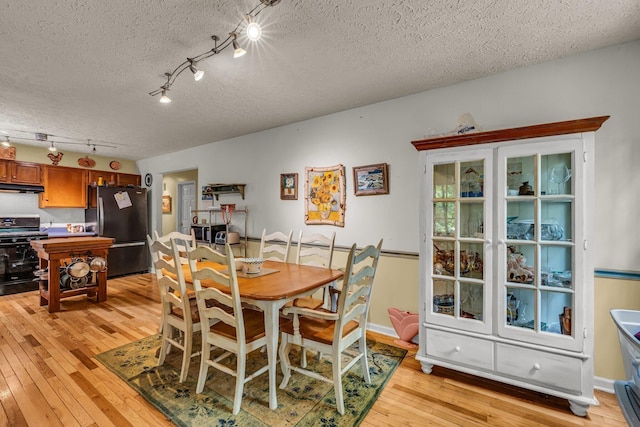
(139, 40, 639, 272)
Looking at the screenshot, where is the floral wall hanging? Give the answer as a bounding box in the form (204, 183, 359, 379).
(305, 164, 346, 227)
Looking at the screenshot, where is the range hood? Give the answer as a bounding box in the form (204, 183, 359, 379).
(0, 183, 45, 193)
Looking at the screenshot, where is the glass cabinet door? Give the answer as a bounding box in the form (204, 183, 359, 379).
(497, 140, 584, 351)
(427, 151, 492, 334)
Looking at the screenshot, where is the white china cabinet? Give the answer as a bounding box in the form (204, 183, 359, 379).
(412, 116, 609, 416)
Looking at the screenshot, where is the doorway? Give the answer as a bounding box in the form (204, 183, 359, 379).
(177, 181, 196, 234)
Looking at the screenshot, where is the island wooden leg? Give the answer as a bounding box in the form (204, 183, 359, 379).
(39, 258, 48, 307)
(96, 270, 107, 302)
(47, 260, 61, 313)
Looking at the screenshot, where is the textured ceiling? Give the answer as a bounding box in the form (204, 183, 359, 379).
(0, 0, 639, 160)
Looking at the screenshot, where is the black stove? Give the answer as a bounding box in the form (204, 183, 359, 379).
(0, 216, 48, 295)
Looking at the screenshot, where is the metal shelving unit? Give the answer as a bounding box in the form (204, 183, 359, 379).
(191, 208, 248, 257)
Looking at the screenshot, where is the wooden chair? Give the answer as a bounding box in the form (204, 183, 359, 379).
(148, 237, 202, 382)
(292, 231, 336, 311)
(279, 239, 383, 415)
(259, 229, 292, 262)
(147, 230, 197, 332)
(187, 243, 271, 415)
(153, 229, 197, 265)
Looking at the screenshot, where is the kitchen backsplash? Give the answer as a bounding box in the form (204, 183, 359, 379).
(0, 192, 85, 225)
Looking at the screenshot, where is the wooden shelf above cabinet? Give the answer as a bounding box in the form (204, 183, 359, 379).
(202, 183, 245, 200)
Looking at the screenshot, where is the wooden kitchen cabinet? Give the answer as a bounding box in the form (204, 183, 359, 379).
(116, 173, 141, 186)
(0, 160, 42, 184)
(39, 165, 88, 208)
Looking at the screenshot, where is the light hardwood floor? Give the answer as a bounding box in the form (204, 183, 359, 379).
(0, 274, 628, 426)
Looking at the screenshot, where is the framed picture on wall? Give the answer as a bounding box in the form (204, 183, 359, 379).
(162, 195, 172, 213)
(305, 164, 346, 227)
(280, 173, 298, 200)
(353, 163, 389, 196)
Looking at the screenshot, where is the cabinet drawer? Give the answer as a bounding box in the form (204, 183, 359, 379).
(426, 328, 494, 371)
(496, 343, 582, 393)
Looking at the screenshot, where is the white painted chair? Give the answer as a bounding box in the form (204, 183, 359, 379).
(259, 229, 292, 262)
(279, 239, 383, 415)
(292, 231, 336, 311)
(187, 243, 271, 415)
(148, 237, 202, 382)
(148, 230, 197, 333)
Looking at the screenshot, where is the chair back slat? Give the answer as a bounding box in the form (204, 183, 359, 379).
(296, 231, 335, 268)
(260, 229, 293, 262)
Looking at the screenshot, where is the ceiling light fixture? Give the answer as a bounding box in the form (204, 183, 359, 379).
(48, 142, 57, 152)
(231, 32, 247, 59)
(188, 58, 204, 81)
(1, 137, 10, 147)
(148, 0, 280, 103)
(244, 15, 262, 42)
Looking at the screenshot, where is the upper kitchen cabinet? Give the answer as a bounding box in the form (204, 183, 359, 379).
(39, 165, 88, 208)
(116, 173, 141, 187)
(0, 160, 42, 184)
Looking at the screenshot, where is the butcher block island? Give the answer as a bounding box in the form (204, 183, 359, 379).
(30, 237, 113, 313)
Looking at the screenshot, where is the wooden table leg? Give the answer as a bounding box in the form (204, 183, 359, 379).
(47, 260, 61, 313)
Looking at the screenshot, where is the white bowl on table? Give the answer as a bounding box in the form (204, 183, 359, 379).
(241, 258, 264, 274)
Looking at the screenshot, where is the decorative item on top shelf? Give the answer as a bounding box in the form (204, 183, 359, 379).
(353, 163, 389, 196)
(47, 151, 63, 165)
(202, 183, 245, 200)
(280, 173, 298, 200)
(109, 160, 121, 170)
(77, 156, 96, 168)
(305, 164, 346, 227)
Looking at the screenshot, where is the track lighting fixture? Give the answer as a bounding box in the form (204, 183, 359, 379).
(1, 137, 10, 147)
(0, 131, 118, 152)
(244, 15, 262, 41)
(48, 142, 57, 152)
(148, 0, 281, 103)
(188, 58, 204, 81)
(231, 33, 247, 59)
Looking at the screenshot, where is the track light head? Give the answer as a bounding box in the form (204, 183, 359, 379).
(230, 32, 246, 58)
(188, 58, 204, 81)
(1, 137, 10, 147)
(159, 88, 171, 103)
(48, 142, 57, 152)
(244, 15, 262, 41)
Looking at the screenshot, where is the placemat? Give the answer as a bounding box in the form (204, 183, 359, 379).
(221, 267, 280, 278)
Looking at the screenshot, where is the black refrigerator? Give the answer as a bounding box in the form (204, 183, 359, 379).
(85, 186, 148, 278)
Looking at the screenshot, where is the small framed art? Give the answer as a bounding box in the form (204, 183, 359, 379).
(353, 163, 389, 196)
(162, 195, 172, 213)
(280, 173, 298, 200)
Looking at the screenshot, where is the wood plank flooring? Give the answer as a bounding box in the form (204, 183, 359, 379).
(0, 274, 628, 426)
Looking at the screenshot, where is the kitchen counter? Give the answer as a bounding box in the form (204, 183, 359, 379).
(44, 227, 96, 238)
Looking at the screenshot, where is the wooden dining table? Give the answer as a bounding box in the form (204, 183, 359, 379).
(177, 259, 343, 410)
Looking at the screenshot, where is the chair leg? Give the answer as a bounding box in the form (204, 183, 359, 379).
(300, 346, 307, 368)
(279, 334, 292, 388)
(232, 355, 246, 415)
(359, 333, 370, 383)
(179, 330, 192, 382)
(158, 324, 171, 366)
(196, 340, 211, 393)
(332, 347, 345, 415)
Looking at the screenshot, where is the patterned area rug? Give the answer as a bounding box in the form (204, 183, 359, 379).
(95, 334, 406, 426)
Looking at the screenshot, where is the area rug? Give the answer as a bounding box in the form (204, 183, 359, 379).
(95, 334, 406, 426)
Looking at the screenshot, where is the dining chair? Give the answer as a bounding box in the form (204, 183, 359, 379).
(292, 231, 336, 311)
(259, 229, 292, 262)
(186, 243, 272, 415)
(278, 239, 383, 415)
(153, 229, 197, 265)
(148, 230, 197, 333)
(148, 237, 202, 382)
